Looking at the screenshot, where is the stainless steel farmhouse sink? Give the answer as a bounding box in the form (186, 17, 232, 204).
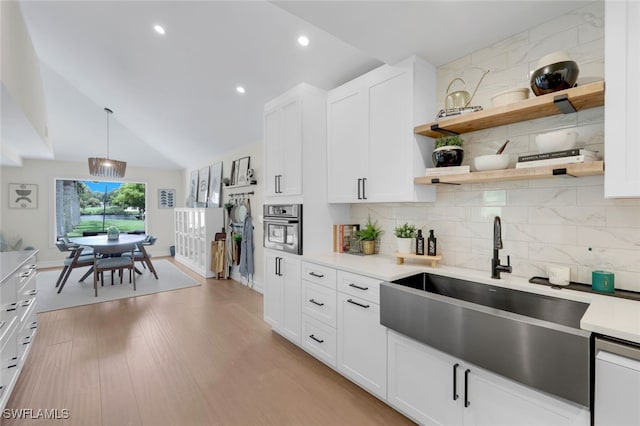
(380, 272, 592, 407)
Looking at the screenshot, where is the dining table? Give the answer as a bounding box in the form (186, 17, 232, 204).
(67, 234, 148, 282)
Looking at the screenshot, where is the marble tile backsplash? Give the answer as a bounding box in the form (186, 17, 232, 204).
(352, 179, 640, 292)
(351, 2, 640, 292)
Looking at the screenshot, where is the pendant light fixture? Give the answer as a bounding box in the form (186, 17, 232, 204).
(88, 107, 127, 178)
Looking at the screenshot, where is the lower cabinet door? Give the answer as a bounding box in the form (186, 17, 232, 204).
(387, 331, 462, 426)
(263, 251, 283, 329)
(280, 255, 301, 344)
(462, 367, 589, 426)
(337, 293, 387, 399)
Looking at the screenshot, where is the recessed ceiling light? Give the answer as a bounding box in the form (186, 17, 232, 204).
(154, 25, 166, 35)
(236, 86, 246, 94)
(297, 35, 309, 47)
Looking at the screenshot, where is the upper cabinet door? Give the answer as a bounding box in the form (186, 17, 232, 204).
(367, 68, 413, 202)
(279, 97, 303, 197)
(327, 86, 368, 203)
(264, 106, 282, 197)
(264, 95, 303, 198)
(605, 0, 640, 197)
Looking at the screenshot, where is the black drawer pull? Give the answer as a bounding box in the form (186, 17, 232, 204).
(347, 299, 370, 309)
(309, 299, 325, 307)
(7, 364, 17, 369)
(21, 300, 32, 308)
(309, 272, 324, 278)
(6, 303, 17, 312)
(453, 363, 459, 401)
(464, 369, 471, 407)
(348, 283, 369, 291)
(309, 334, 324, 344)
(23, 337, 31, 345)
(30, 321, 38, 330)
(27, 289, 37, 296)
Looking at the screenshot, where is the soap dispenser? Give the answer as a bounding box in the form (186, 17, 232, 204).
(416, 230, 425, 255)
(427, 229, 437, 256)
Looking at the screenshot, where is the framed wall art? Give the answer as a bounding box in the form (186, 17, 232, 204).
(158, 188, 176, 209)
(188, 170, 198, 207)
(197, 165, 209, 205)
(8, 183, 37, 209)
(208, 162, 222, 207)
(236, 156, 251, 185)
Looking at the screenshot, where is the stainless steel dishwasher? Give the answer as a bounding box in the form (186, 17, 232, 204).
(594, 336, 640, 426)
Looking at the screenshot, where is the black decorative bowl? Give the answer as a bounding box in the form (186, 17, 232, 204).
(432, 147, 464, 167)
(530, 60, 579, 96)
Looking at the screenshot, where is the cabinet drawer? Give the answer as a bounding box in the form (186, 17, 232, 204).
(301, 315, 337, 368)
(301, 262, 336, 289)
(301, 280, 337, 328)
(337, 270, 382, 304)
(17, 265, 37, 295)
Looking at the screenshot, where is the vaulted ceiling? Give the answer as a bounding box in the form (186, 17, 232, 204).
(2, 0, 591, 170)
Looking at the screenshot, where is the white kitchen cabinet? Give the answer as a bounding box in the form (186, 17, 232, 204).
(264, 95, 302, 197)
(263, 250, 301, 344)
(604, 0, 640, 197)
(337, 292, 388, 400)
(174, 208, 224, 278)
(595, 338, 640, 426)
(327, 56, 436, 203)
(387, 331, 589, 426)
(0, 250, 38, 411)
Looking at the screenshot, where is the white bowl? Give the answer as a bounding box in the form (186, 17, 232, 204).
(473, 154, 510, 171)
(535, 130, 578, 153)
(491, 88, 530, 108)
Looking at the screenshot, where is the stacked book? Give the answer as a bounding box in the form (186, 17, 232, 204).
(515, 148, 599, 169)
(333, 224, 360, 253)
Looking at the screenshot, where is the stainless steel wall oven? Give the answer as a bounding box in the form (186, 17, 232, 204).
(263, 204, 302, 255)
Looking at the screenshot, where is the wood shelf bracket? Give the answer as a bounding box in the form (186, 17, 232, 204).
(430, 123, 460, 136)
(431, 178, 461, 185)
(552, 168, 577, 177)
(553, 94, 577, 114)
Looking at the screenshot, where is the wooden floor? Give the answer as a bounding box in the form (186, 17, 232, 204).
(3, 258, 413, 426)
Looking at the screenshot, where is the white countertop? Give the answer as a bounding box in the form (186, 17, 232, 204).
(302, 252, 640, 345)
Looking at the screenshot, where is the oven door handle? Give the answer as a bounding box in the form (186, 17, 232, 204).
(264, 218, 300, 224)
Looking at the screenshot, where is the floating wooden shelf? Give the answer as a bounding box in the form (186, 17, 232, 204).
(415, 161, 604, 185)
(394, 252, 442, 267)
(415, 81, 605, 138)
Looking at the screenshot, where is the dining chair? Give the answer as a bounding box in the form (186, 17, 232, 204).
(124, 236, 158, 279)
(55, 240, 95, 294)
(92, 244, 136, 297)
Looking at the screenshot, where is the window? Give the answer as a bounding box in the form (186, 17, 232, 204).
(55, 179, 146, 238)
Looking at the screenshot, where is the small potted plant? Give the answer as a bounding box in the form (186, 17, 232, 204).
(356, 216, 383, 255)
(232, 233, 242, 264)
(394, 222, 416, 254)
(433, 135, 464, 167)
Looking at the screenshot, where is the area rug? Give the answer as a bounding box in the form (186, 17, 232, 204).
(36, 259, 200, 312)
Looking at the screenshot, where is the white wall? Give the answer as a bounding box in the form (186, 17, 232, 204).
(0, 159, 183, 267)
(352, 2, 640, 292)
(183, 140, 264, 293)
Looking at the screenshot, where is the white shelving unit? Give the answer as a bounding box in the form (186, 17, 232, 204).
(174, 208, 224, 278)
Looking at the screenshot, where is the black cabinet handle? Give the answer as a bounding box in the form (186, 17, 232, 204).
(348, 283, 369, 291)
(347, 299, 370, 309)
(453, 363, 459, 401)
(6, 303, 17, 312)
(362, 178, 367, 200)
(274, 175, 278, 193)
(30, 321, 38, 330)
(309, 272, 324, 278)
(28, 289, 37, 296)
(309, 334, 324, 344)
(275, 257, 282, 276)
(464, 369, 471, 407)
(309, 299, 325, 307)
(357, 178, 362, 200)
(21, 300, 32, 308)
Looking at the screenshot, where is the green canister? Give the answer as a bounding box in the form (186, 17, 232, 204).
(592, 271, 615, 293)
